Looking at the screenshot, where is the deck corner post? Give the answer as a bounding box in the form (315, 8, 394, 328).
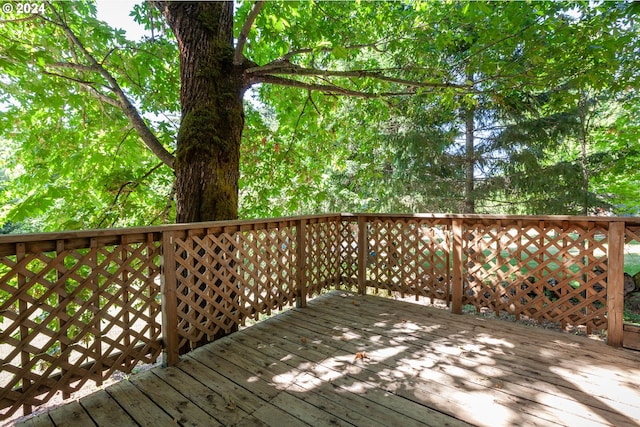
(357, 214, 368, 295)
(606, 221, 625, 347)
(161, 230, 180, 366)
(451, 219, 464, 314)
(296, 218, 307, 308)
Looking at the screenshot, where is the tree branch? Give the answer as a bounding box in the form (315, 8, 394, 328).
(254, 75, 415, 98)
(50, 62, 98, 73)
(0, 15, 39, 24)
(44, 70, 122, 107)
(279, 41, 387, 61)
(46, 2, 175, 169)
(234, 0, 265, 65)
(97, 161, 166, 228)
(246, 63, 471, 91)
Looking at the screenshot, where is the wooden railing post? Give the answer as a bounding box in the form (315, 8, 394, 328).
(296, 218, 307, 308)
(607, 221, 625, 347)
(16, 243, 30, 416)
(451, 219, 464, 314)
(357, 215, 368, 295)
(160, 231, 179, 366)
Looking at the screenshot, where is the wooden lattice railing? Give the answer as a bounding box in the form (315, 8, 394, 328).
(161, 216, 342, 362)
(1, 213, 639, 419)
(340, 214, 639, 348)
(0, 216, 342, 419)
(0, 229, 164, 420)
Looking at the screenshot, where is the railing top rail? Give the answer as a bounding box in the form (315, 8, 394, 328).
(1, 212, 638, 256)
(341, 212, 640, 225)
(0, 214, 342, 256)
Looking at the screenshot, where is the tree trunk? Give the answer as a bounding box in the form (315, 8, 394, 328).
(463, 103, 475, 214)
(157, 1, 245, 223)
(577, 93, 591, 216)
(156, 1, 246, 347)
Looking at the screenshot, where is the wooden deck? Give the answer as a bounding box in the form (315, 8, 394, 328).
(17, 291, 640, 427)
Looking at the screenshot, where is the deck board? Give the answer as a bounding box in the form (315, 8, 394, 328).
(104, 379, 177, 427)
(16, 291, 640, 427)
(45, 401, 95, 427)
(77, 390, 137, 427)
(302, 294, 640, 426)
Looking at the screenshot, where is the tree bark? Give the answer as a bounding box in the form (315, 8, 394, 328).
(463, 103, 476, 214)
(156, 1, 245, 222)
(578, 96, 590, 216)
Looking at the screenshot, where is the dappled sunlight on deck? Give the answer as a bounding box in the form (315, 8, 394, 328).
(17, 291, 640, 427)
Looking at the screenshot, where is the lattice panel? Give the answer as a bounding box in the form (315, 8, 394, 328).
(627, 225, 640, 304)
(0, 238, 162, 419)
(304, 220, 341, 296)
(416, 221, 451, 302)
(338, 219, 359, 285)
(173, 226, 297, 353)
(462, 222, 608, 331)
(627, 226, 640, 246)
(366, 219, 451, 301)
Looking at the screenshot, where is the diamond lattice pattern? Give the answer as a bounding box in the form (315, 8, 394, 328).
(462, 222, 608, 331)
(0, 239, 161, 418)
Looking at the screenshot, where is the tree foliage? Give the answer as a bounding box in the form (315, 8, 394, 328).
(0, 1, 638, 233)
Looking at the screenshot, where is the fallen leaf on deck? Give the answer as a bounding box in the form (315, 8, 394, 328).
(353, 351, 368, 362)
(493, 382, 503, 389)
(226, 400, 237, 410)
(300, 336, 307, 344)
(352, 300, 361, 306)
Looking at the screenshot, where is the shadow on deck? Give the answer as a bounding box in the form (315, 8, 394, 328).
(17, 291, 640, 427)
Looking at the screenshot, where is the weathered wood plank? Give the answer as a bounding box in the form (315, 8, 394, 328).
(310, 294, 640, 393)
(222, 324, 467, 427)
(347, 294, 640, 370)
(302, 294, 640, 425)
(209, 337, 390, 427)
(46, 401, 95, 427)
(127, 371, 223, 427)
(178, 355, 269, 415)
(188, 347, 340, 426)
(78, 390, 137, 427)
(193, 344, 359, 426)
(250, 403, 312, 427)
(15, 414, 55, 427)
(187, 347, 281, 402)
(104, 379, 176, 427)
(279, 316, 590, 426)
(268, 392, 355, 427)
(249, 312, 562, 426)
(152, 364, 253, 426)
(186, 349, 309, 426)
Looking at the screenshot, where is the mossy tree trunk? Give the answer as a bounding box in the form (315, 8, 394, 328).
(156, 1, 248, 345)
(157, 1, 245, 223)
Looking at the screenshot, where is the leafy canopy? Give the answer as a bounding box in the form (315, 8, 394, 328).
(1, 1, 638, 232)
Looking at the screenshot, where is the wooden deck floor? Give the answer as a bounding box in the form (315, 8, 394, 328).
(17, 291, 640, 427)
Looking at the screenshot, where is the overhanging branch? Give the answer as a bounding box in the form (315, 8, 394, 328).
(246, 63, 471, 91)
(234, 0, 265, 65)
(255, 75, 414, 98)
(46, 2, 175, 169)
(279, 41, 387, 61)
(98, 161, 166, 228)
(43, 70, 121, 107)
